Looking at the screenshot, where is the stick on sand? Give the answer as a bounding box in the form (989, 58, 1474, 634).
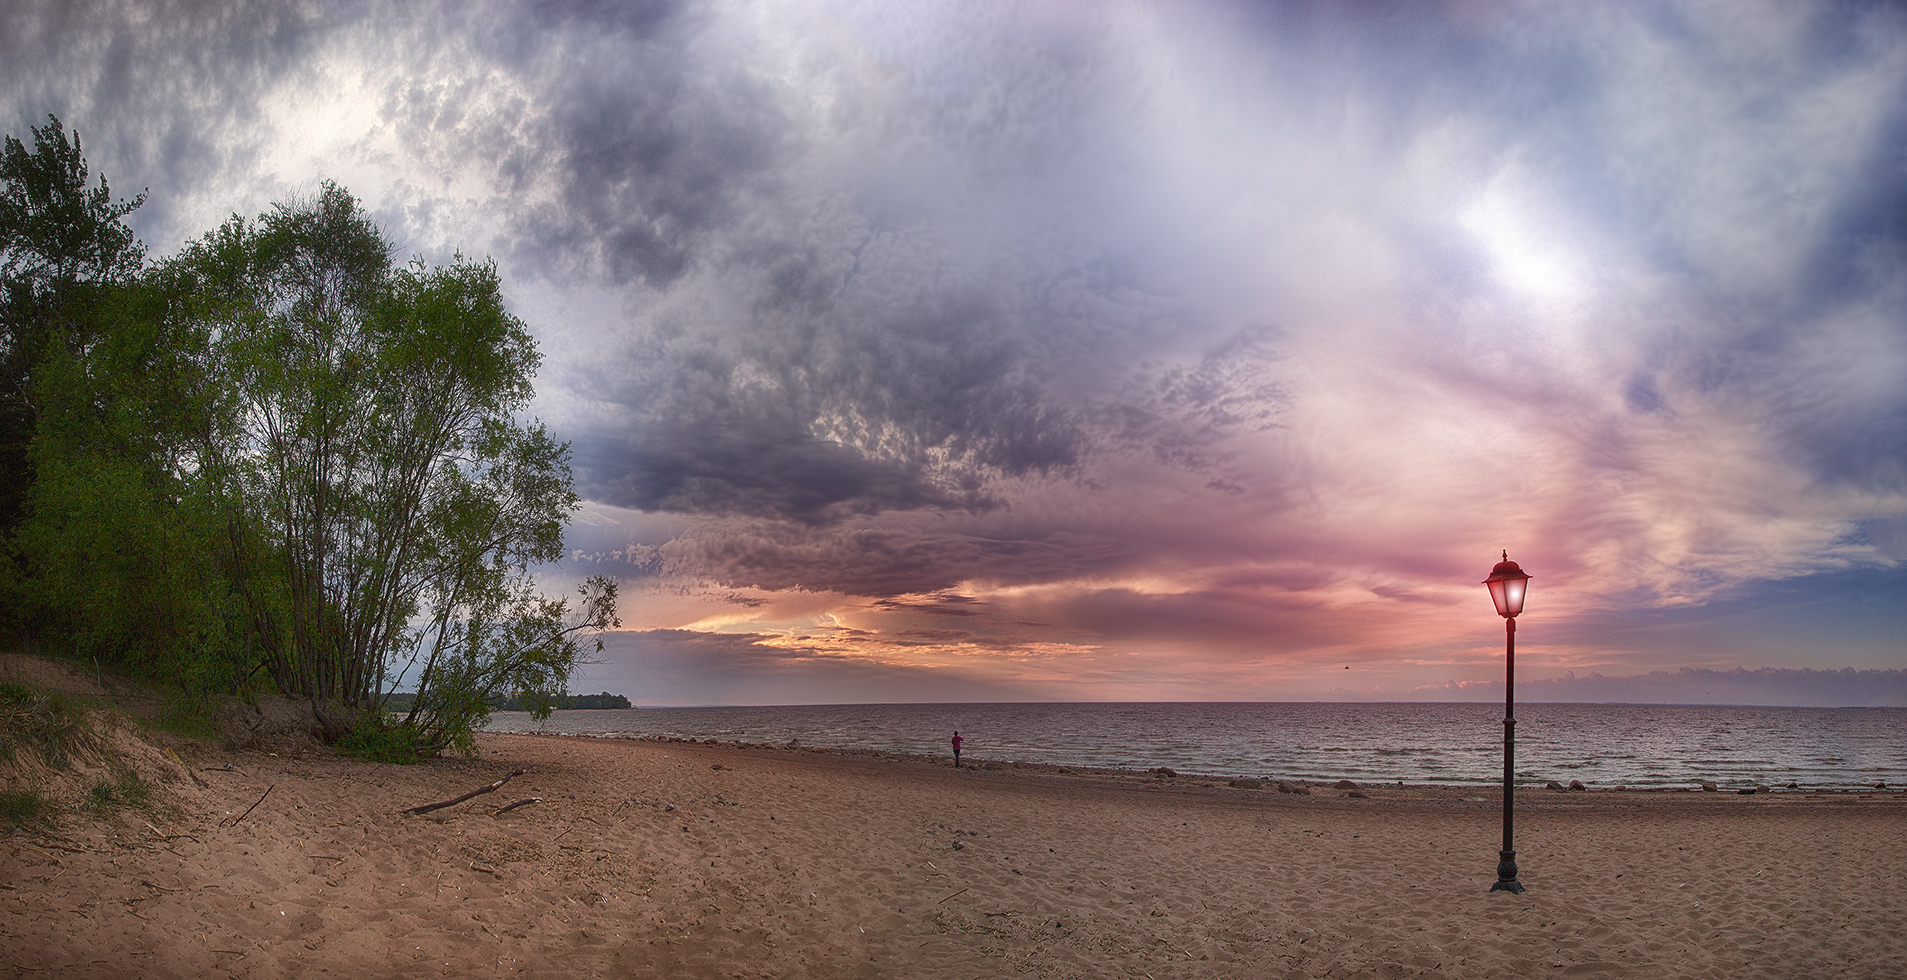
(223, 785, 273, 827)
(493, 797, 543, 815)
(402, 770, 526, 815)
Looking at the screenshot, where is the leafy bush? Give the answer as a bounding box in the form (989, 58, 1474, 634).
(335, 718, 427, 765)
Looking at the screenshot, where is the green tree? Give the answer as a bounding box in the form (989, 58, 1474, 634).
(162, 184, 616, 750)
(3, 117, 255, 704)
(0, 115, 147, 635)
(1, 113, 609, 752)
(16, 281, 241, 683)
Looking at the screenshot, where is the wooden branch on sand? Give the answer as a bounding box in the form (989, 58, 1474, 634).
(492, 797, 543, 815)
(402, 770, 527, 815)
(222, 785, 273, 827)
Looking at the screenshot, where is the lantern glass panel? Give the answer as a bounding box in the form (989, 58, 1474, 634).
(1503, 578, 1526, 616)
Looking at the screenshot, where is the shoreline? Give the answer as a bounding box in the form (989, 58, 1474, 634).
(479, 701, 1907, 793)
(487, 728, 1904, 799)
(5, 729, 1903, 978)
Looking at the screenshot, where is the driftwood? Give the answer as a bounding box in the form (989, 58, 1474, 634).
(402, 770, 526, 815)
(492, 797, 543, 815)
(222, 785, 273, 827)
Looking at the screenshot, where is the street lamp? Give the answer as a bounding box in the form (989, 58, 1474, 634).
(1483, 550, 1530, 894)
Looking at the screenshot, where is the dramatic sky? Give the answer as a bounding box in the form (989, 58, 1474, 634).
(9, 0, 1905, 704)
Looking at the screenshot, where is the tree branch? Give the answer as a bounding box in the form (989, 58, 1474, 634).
(400, 769, 525, 815)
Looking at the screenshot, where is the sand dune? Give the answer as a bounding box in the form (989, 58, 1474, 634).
(4, 730, 1904, 978)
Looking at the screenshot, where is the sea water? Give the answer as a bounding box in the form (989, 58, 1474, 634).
(482, 701, 1906, 791)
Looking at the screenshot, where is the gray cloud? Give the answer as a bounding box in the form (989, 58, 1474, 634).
(0, 0, 349, 244)
(7, 1, 1905, 698)
(587, 628, 1049, 705)
(658, 520, 1132, 597)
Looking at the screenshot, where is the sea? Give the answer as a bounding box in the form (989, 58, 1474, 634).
(481, 702, 1907, 792)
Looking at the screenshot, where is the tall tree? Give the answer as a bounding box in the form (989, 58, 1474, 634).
(162, 184, 616, 748)
(0, 115, 149, 642)
(1, 115, 610, 750)
(0, 115, 145, 541)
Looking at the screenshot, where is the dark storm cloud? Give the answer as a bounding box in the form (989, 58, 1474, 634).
(1, 0, 350, 241)
(661, 520, 1132, 598)
(574, 417, 960, 524)
(565, 270, 1091, 525)
(430, 2, 774, 288)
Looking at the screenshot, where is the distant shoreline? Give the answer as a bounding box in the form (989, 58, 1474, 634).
(483, 728, 1907, 801)
(480, 701, 1906, 791)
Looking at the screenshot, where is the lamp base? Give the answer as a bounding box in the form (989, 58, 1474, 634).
(1490, 848, 1525, 893)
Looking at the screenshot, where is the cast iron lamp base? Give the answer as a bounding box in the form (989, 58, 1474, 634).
(1490, 849, 1525, 894)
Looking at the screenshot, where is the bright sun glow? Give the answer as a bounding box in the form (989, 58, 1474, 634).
(1461, 168, 1582, 299)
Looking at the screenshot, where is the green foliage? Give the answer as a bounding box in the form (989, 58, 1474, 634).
(488, 690, 633, 711)
(335, 717, 426, 765)
(0, 114, 146, 558)
(158, 184, 617, 749)
(0, 680, 97, 769)
(399, 576, 619, 755)
(0, 788, 53, 829)
(0, 114, 251, 697)
(12, 280, 256, 692)
(1, 117, 617, 744)
(0, 114, 145, 293)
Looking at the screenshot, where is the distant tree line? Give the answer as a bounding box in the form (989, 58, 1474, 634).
(0, 115, 618, 756)
(381, 690, 632, 712)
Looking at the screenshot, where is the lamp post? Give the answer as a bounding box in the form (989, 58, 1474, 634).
(1483, 550, 1530, 894)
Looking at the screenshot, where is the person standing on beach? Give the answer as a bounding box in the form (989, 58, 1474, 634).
(951, 731, 963, 768)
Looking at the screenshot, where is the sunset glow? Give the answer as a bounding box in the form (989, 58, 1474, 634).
(11, 0, 1903, 704)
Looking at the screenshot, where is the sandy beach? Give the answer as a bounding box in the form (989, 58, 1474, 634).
(4, 717, 1904, 979)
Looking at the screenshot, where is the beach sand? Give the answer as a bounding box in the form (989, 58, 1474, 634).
(4, 724, 1904, 978)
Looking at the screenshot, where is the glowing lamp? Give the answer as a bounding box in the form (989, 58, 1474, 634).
(1483, 552, 1531, 619)
(1482, 549, 1531, 895)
